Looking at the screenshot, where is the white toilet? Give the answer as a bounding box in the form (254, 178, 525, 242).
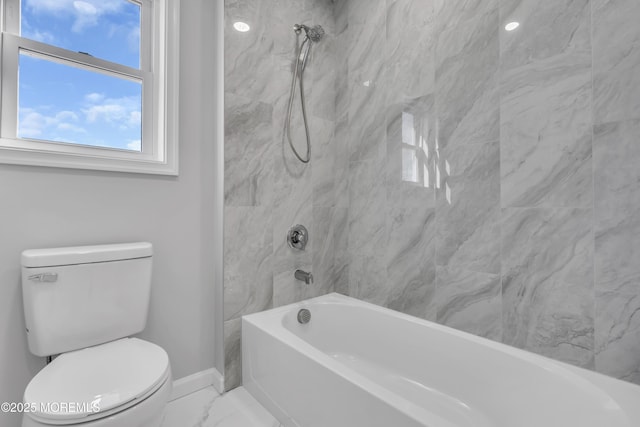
(20, 242, 172, 427)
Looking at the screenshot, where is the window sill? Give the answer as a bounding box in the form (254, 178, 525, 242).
(0, 139, 178, 175)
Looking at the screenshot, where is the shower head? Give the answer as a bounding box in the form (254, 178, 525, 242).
(293, 24, 325, 42)
(307, 25, 325, 42)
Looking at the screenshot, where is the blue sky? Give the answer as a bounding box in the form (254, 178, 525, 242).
(18, 0, 142, 151)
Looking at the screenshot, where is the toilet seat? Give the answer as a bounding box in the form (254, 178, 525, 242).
(24, 338, 170, 425)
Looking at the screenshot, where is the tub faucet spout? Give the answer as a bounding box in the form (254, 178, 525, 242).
(294, 269, 313, 285)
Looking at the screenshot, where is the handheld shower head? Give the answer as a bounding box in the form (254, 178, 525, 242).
(286, 23, 325, 163)
(293, 24, 325, 43)
(307, 25, 325, 42)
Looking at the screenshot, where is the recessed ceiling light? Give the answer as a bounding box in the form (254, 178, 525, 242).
(505, 22, 520, 31)
(233, 21, 250, 32)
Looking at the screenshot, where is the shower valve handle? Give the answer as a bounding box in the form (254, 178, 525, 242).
(287, 224, 308, 250)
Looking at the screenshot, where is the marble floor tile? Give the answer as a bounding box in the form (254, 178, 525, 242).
(162, 387, 281, 427)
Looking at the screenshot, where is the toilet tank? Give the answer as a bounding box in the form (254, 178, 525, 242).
(21, 242, 153, 357)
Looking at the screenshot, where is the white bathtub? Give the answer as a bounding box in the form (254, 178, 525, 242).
(242, 293, 640, 427)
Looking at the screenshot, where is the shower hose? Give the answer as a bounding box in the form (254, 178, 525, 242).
(284, 34, 313, 163)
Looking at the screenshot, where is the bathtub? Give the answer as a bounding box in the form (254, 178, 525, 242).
(242, 293, 640, 427)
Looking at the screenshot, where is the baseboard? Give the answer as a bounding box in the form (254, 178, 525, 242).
(169, 367, 224, 401)
(211, 368, 224, 394)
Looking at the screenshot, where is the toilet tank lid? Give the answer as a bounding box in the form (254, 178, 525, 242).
(22, 242, 153, 268)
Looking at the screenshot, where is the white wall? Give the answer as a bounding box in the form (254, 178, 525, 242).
(0, 1, 220, 424)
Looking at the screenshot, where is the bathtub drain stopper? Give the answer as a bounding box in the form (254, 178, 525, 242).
(297, 309, 311, 324)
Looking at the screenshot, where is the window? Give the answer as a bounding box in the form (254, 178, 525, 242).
(0, 0, 179, 175)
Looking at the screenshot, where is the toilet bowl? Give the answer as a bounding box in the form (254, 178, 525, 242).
(22, 339, 172, 427)
(20, 243, 172, 427)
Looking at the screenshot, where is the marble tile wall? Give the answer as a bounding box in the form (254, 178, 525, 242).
(339, 0, 640, 384)
(223, 0, 340, 391)
(224, 0, 640, 390)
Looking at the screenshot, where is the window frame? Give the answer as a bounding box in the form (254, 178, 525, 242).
(0, 0, 179, 175)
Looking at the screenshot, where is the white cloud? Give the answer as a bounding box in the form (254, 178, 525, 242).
(25, 0, 127, 33)
(84, 92, 105, 103)
(73, 1, 96, 15)
(57, 122, 86, 133)
(128, 111, 142, 127)
(25, 0, 124, 14)
(82, 95, 141, 129)
(56, 111, 79, 122)
(128, 26, 141, 52)
(18, 94, 140, 148)
(24, 0, 71, 13)
(84, 104, 122, 123)
(21, 15, 57, 44)
(72, 1, 98, 32)
(19, 110, 47, 137)
(23, 28, 57, 44)
(19, 108, 84, 138)
(127, 139, 141, 151)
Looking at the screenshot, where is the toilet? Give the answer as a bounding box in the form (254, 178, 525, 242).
(20, 242, 172, 427)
